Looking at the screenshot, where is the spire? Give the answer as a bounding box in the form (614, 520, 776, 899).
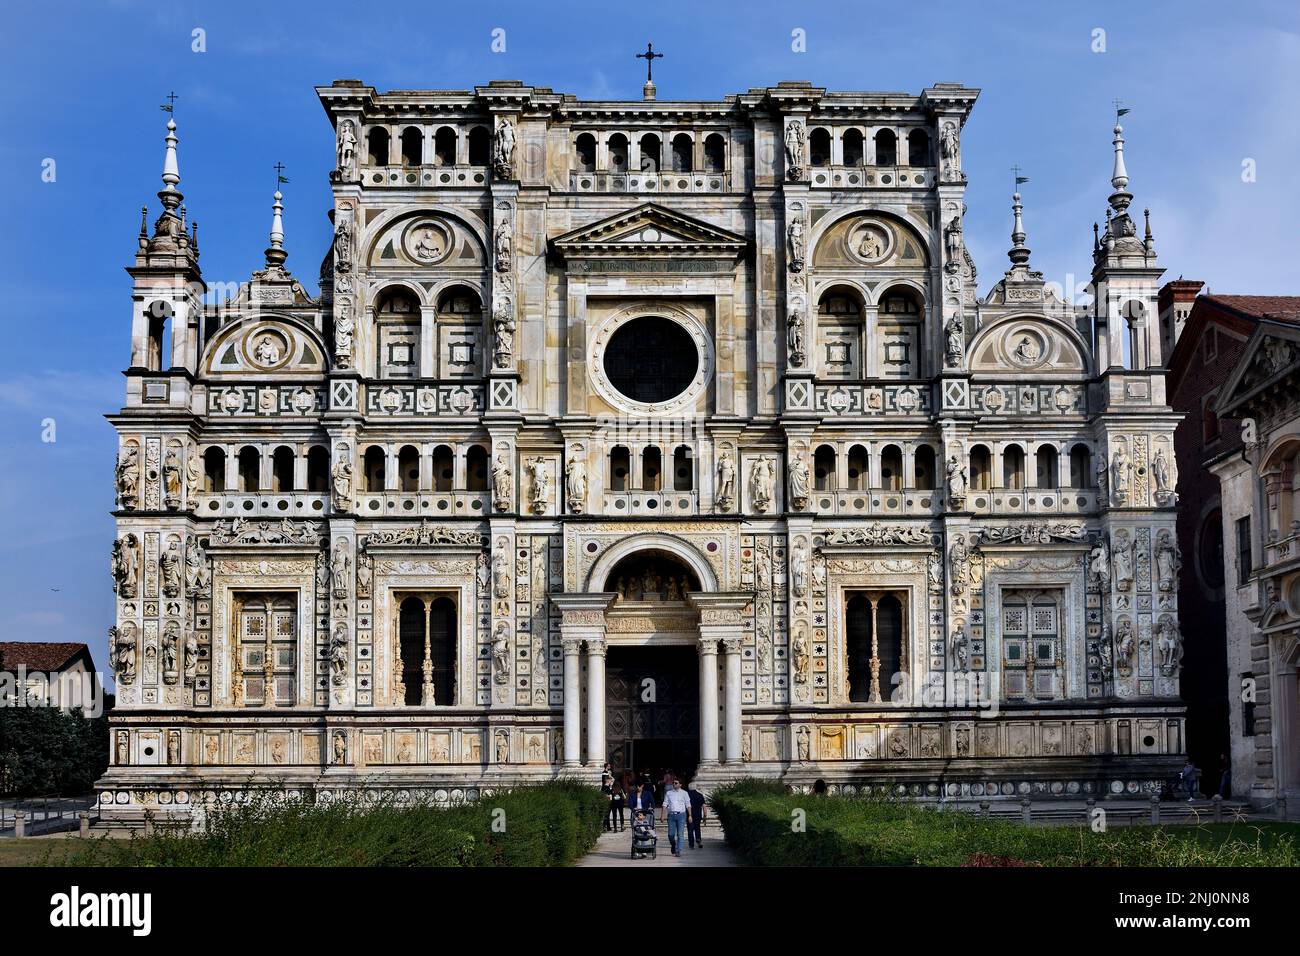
(158, 118, 183, 215)
(1008, 191, 1031, 267)
(138, 205, 149, 250)
(264, 189, 287, 269)
(1110, 122, 1129, 192)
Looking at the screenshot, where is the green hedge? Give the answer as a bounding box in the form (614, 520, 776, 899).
(67, 781, 606, 867)
(0, 707, 108, 797)
(711, 779, 1298, 867)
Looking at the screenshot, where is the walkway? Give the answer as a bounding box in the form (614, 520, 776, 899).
(576, 819, 740, 867)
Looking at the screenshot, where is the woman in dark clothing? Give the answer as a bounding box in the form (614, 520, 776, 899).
(640, 778, 657, 827)
(609, 781, 626, 831)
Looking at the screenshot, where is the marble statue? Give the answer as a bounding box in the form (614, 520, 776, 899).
(751, 457, 774, 513)
(492, 301, 515, 369)
(331, 449, 354, 512)
(331, 539, 351, 598)
(1112, 530, 1134, 591)
(796, 725, 810, 761)
(527, 457, 549, 514)
(787, 218, 805, 272)
(185, 447, 202, 500)
(494, 221, 512, 272)
(491, 453, 513, 512)
(787, 309, 805, 367)
(161, 621, 179, 684)
(950, 627, 969, 671)
(111, 535, 139, 598)
(715, 451, 736, 511)
(945, 454, 967, 504)
(492, 622, 510, 684)
(1157, 617, 1182, 673)
(564, 453, 587, 513)
(332, 731, 347, 765)
(159, 540, 181, 597)
(110, 623, 137, 684)
(944, 314, 964, 366)
(1155, 530, 1180, 592)
(183, 631, 198, 686)
(944, 215, 963, 273)
(790, 544, 809, 597)
(784, 120, 805, 180)
(336, 119, 357, 177)
(115, 445, 139, 510)
(940, 121, 962, 180)
(493, 117, 516, 178)
(1115, 618, 1135, 672)
(792, 625, 809, 684)
(329, 623, 348, 686)
(1088, 538, 1110, 590)
(163, 448, 182, 506)
(334, 301, 354, 367)
(948, 535, 970, 596)
(1110, 446, 1132, 503)
(788, 454, 810, 510)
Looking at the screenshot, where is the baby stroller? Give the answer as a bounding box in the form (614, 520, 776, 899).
(630, 815, 658, 860)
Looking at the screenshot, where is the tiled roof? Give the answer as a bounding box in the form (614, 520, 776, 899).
(0, 642, 91, 672)
(1204, 295, 1300, 324)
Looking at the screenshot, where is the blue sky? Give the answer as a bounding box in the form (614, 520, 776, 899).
(1, 0, 1297, 678)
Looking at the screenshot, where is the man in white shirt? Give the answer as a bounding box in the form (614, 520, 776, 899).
(663, 778, 691, 855)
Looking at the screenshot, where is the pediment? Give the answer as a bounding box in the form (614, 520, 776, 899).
(551, 203, 747, 258)
(1218, 321, 1300, 417)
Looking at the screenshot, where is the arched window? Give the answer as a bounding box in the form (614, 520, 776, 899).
(846, 593, 904, 704)
(880, 445, 903, 491)
(843, 129, 864, 166)
(874, 129, 897, 166)
(914, 445, 936, 490)
(145, 301, 173, 371)
(639, 134, 661, 172)
(809, 127, 831, 166)
(375, 286, 421, 379)
(672, 445, 693, 491)
(364, 446, 386, 493)
(400, 127, 423, 167)
(307, 446, 329, 493)
(879, 286, 922, 317)
(237, 446, 261, 493)
(906, 129, 930, 166)
(1003, 445, 1026, 490)
(704, 133, 726, 173)
(814, 445, 837, 492)
(396, 595, 457, 707)
(465, 445, 488, 492)
(468, 126, 491, 166)
(877, 285, 923, 379)
(574, 133, 596, 172)
(671, 133, 693, 172)
(847, 445, 869, 491)
(1036, 445, 1060, 489)
(271, 446, 295, 493)
(642, 446, 662, 491)
(433, 127, 456, 166)
(203, 447, 226, 493)
(609, 446, 630, 492)
(608, 133, 629, 172)
(398, 445, 420, 492)
(818, 289, 864, 378)
(970, 445, 992, 491)
(432, 445, 454, 493)
(367, 127, 390, 166)
(1121, 299, 1147, 369)
(398, 597, 426, 707)
(1069, 443, 1092, 488)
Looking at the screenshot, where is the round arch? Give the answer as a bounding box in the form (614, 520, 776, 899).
(966, 312, 1094, 377)
(584, 533, 719, 593)
(807, 207, 933, 266)
(357, 205, 490, 270)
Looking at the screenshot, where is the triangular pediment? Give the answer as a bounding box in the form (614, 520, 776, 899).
(1218, 320, 1300, 417)
(551, 203, 748, 258)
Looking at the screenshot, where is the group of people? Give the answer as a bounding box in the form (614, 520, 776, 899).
(601, 764, 708, 856)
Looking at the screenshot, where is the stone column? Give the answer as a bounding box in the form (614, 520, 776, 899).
(552, 592, 617, 769)
(586, 637, 607, 768)
(723, 637, 743, 762)
(698, 637, 720, 766)
(561, 637, 582, 767)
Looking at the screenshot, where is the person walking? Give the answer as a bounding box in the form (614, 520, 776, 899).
(663, 778, 690, 856)
(1181, 759, 1199, 802)
(601, 765, 615, 831)
(610, 780, 626, 831)
(686, 782, 707, 849)
(639, 777, 657, 828)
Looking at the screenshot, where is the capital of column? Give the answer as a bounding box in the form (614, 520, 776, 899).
(585, 636, 607, 656)
(689, 591, 755, 633)
(722, 636, 743, 656)
(698, 636, 720, 656)
(552, 591, 618, 634)
(560, 636, 584, 656)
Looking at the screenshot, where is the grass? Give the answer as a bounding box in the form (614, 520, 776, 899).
(15, 781, 606, 867)
(710, 780, 1300, 867)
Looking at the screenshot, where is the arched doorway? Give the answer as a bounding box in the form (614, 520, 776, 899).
(602, 549, 703, 784)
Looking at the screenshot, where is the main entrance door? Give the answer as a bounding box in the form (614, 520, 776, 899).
(606, 645, 699, 783)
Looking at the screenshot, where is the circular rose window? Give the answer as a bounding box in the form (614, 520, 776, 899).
(602, 316, 699, 404)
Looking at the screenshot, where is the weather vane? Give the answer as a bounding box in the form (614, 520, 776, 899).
(274, 161, 289, 186)
(160, 90, 178, 114)
(636, 42, 663, 84)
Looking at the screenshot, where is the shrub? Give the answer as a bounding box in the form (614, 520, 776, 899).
(66, 781, 606, 867)
(710, 780, 1298, 867)
(0, 706, 108, 797)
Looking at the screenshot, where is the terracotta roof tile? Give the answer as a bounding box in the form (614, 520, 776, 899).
(0, 642, 91, 672)
(1204, 295, 1300, 324)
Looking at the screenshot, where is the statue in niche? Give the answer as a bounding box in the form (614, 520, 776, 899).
(948, 535, 970, 597)
(254, 335, 281, 366)
(790, 544, 809, 597)
(950, 627, 969, 672)
(787, 309, 805, 367)
(331, 448, 354, 512)
(413, 226, 442, 262)
(812, 556, 826, 593)
(492, 622, 511, 684)
(792, 625, 809, 684)
(334, 218, 352, 272)
(756, 632, 771, 674)
(527, 457, 549, 514)
(944, 215, 964, 273)
(1153, 447, 1177, 504)
(183, 631, 199, 686)
(945, 454, 967, 506)
(1088, 537, 1110, 591)
(356, 551, 372, 600)
(944, 314, 964, 367)
(493, 117, 516, 178)
(332, 731, 347, 765)
(491, 453, 513, 512)
(940, 121, 962, 181)
(163, 448, 182, 507)
(492, 545, 511, 600)
(167, 731, 180, 765)
(857, 226, 884, 260)
(786, 218, 805, 272)
(161, 621, 179, 684)
(185, 447, 202, 501)
(1115, 618, 1135, 675)
(788, 454, 810, 511)
(1099, 621, 1114, 676)
(331, 539, 351, 599)
(715, 450, 736, 511)
(109, 624, 137, 684)
(927, 550, 944, 592)
(1110, 445, 1132, 504)
(796, 725, 810, 762)
(334, 300, 354, 368)
(159, 540, 182, 597)
(336, 119, 357, 177)
(115, 444, 140, 510)
(493, 221, 512, 272)
(754, 543, 772, 592)
(111, 535, 139, 598)
(1112, 530, 1134, 591)
(783, 120, 805, 181)
(565, 451, 587, 513)
(116, 731, 129, 765)
(1095, 455, 1109, 502)
(329, 623, 348, 686)
(495, 730, 510, 764)
(751, 457, 774, 513)
(1012, 335, 1042, 365)
(1157, 617, 1182, 674)
(1155, 530, 1181, 592)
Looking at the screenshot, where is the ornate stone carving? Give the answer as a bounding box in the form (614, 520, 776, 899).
(786, 218, 805, 272)
(825, 525, 932, 547)
(1156, 616, 1182, 675)
(1110, 445, 1133, 506)
(974, 523, 1087, 546)
(356, 550, 372, 599)
(334, 299, 354, 368)
(183, 630, 198, 686)
(1088, 537, 1110, 590)
(1152, 447, 1177, 505)
(750, 456, 774, 513)
(1112, 529, 1134, 591)
(162, 448, 182, 509)
(949, 535, 970, 598)
(565, 451, 587, 514)
(1155, 529, 1180, 592)
(493, 116, 516, 179)
(492, 621, 511, 684)
(329, 622, 349, 686)
(331, 447, 354, 512)
(161, 621, 179, 684)
(336, 119, 357, 180)
(950, 626, 969, 671)
(331, 539, 351, 598)
(783, 120, 805, 182)
(939, 121, 962, 182)
(790, 542, 809, 597)
(332, 730, 347, 765)
(943, 216, 964, 275)
(210, 518, 323, 546)
(111, 534, 139, 598)
(364, 522, 484, 547)
(715, 450, 736, 512)
(491, 452, 513, 512)
(527, 457, 549, 514)
(944, 313, 964, 366)
(945, 455, 967, 509)
(492, 298, 515, 369)
(1115, 617, 1135, 676)
(493, 220, 513, 273)
(109, 623, 137, 684)
(115, 444, 140, 511)
(787, 309, 805, 368)
(788, 454, 810, 512)
(796, 725, 810, 761)
(159, 539, 182, 597)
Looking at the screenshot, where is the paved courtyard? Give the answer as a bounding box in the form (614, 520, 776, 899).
(576, 820, 739, 867)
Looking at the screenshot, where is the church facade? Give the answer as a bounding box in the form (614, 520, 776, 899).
(100, 76, 1186, 821)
